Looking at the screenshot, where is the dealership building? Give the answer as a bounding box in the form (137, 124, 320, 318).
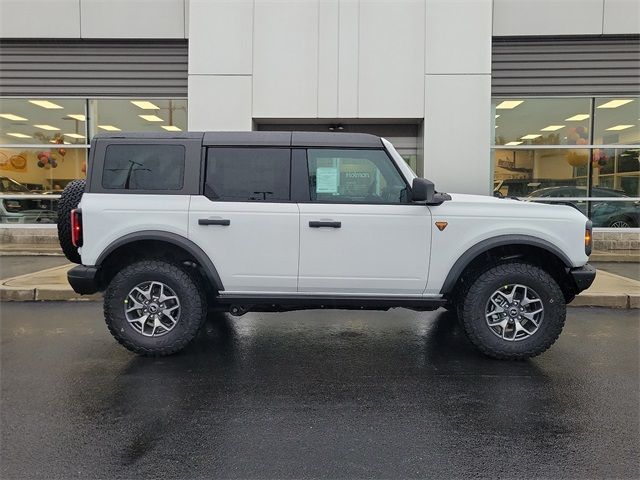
(0, 0, 638, 245)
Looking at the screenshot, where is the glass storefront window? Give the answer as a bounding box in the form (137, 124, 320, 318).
(0, 98, 87, 145)
(493, 98, 591, 146)
(0, 97, 187, 225)
(593, 97, 640, 145)
(90, 99, 187, 136)
(493, 149, 589, 198)
(493, 96, 640, 228)
(0, 146, 87, 193)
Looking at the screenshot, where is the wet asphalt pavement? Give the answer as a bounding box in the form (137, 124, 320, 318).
(1, 303, 638, 480)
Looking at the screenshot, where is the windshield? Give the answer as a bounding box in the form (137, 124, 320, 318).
(0, 177, 30, 193)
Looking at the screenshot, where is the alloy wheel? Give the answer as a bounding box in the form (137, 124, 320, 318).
(485, 284, 544, 341)
(124, 281, 181, 337)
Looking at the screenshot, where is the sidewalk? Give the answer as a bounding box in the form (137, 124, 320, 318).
(1, 263, 638, 307)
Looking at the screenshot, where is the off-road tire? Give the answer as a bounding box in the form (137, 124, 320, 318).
(104, 260, 207, 356)
(459, 262, 566, 360)
(57, 179, 85, 263)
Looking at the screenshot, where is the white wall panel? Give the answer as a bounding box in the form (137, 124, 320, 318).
(423, 74, 491, 195)
(425, 0, 492, 74)
(253, 0, 318, 118)
(80, 0, 185, 38)
(188, 75, 252, 131)
(603, 0, 640, 34)
(318, 0, 339, 118)
(337, 0, 359, 118)
(189, 0, 253, 74)
(0, 0, 80, 38)
(493, 0, 604, 36)
(358, 0, 425, 118)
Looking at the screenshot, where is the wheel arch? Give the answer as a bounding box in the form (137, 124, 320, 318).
(439, 235, 573, 296)
(95, 230, 224, 292)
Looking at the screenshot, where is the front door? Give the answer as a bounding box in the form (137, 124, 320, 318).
(189, 147, 299, 293)
(297, 148, 431, 295)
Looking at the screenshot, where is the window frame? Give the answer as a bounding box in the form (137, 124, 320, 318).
(203, 146, 293, 203)
(296, 147, 414, 205)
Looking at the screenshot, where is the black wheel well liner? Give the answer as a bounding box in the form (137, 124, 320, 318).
(95, 231, 224, 292)
(439, 235, 573, 295)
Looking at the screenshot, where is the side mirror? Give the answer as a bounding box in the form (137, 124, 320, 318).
(412, 178, 435, 203)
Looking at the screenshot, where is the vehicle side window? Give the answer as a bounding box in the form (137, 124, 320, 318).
(306, 149, 408, 204)
(102, 144, 185, 190)
(205, 148, 290, 202)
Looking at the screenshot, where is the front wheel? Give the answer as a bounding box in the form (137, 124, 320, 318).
(104, 260, 207, 356)
(459, 262, 566, 360)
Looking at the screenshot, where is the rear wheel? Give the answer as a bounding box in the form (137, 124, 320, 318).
(57, 179, 85, 263)
(459, 262, 566, 360)
(104, 260, 207, 356)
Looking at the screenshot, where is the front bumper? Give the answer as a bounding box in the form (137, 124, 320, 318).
(570, 264, 596, 293)
(67, 265, 100, 295)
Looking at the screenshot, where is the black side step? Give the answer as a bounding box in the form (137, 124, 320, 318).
(215, 293, 446, 315)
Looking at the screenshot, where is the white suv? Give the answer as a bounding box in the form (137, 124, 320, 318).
(59, 132, 595, 359)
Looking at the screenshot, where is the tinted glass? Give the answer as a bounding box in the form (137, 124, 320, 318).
(102, 144, 184, 190)
(307, 149, 408, 203)
(593, 97, 639, 145)
(0, 98, 87, 145)
(493, 148, 589, 198)
(205, 148, 290, 202)
(493, 98, 591, 146)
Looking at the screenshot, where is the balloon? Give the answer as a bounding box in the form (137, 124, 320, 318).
(577, 138, 588, 145)
(37, 161, 44, 168)
(57, 148, 66, 156)
(566, 151, 588, 167)
(50, 160, 57, 168)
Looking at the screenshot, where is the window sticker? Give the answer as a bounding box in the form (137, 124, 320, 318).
(316, 167, 339, 193)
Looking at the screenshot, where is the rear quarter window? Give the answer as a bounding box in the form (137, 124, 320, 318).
(102, 144, 185, 190)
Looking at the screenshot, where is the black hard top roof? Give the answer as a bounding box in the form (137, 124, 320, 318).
(95, 131, 383, 148)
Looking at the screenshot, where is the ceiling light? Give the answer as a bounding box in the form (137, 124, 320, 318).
(29, 100, 63, 109)
(6, 132, 32, 138)
(597, 99, 633, 109)
(131, 101, 160, 110)
(495, 125, 498, 129)
(139, 114, 163, 122)
(161, 125, 181, 131)
(521, 134, 541, 140)
(98, 125, 121, 131)
(0, 113, 28, 121)
(540, 125, 565, 131)
(67, 114, 86, 121)
(495, 114, 500, 118)
(504, 141, 523, 146)
(34, 124, 60, 131)
(496, 100, 523, 109)
(605, 124, 634, 131)
(64, 133, 86, 139)
(565, 114, 590, 121)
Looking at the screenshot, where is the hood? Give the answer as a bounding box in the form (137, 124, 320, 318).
(441, 193, 588, 221)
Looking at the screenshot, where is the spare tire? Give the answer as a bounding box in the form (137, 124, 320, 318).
(57, 179, 85, 264)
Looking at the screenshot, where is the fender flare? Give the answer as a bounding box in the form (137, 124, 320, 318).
(439, 235, 572, 295)
(95, 230, 225, 291)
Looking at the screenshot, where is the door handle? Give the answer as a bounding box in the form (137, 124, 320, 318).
(309, 220, 341, 228)
(198, 218, 231, 226)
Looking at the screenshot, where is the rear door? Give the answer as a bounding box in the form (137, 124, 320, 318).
(296, 148, 431, 295)
(189, 147, 299, 293)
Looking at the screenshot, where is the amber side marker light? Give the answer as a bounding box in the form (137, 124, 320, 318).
(584, 221, 593, 256)
(435, 221, 448, 231)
